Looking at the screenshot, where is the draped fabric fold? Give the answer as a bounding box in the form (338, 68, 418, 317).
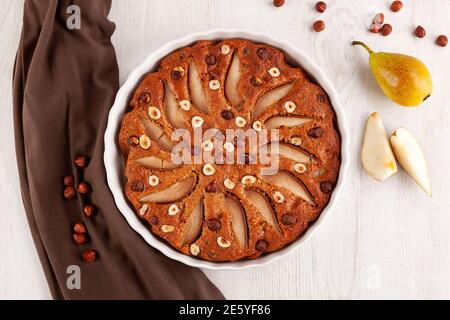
(12, 0, 223, 300)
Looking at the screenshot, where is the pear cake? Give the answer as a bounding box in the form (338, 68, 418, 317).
(118, 39, 341, 261)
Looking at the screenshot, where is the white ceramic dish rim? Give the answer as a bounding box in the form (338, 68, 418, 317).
(104, 29, 349, 270)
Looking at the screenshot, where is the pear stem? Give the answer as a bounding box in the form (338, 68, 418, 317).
(352, 41, 374, 55)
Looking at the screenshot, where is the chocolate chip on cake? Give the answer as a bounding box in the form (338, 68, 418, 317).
(308, 127, 324, 138)
(131, 180, 144, 192)
(205, 54, 217, 65)
(221, 110, 235, 120)
(281, 214, 297, 225)
(255, 240, 268, 252)
(207, 218, 221, 231)
(320, 181, 334, 193)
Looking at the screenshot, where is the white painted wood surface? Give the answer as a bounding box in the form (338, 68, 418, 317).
(1, 0, 449, 299)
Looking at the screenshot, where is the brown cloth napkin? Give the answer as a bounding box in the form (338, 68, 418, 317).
(12, 0, 224, 300)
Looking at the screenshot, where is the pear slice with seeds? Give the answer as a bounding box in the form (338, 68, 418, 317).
(135, 156, 181, 170)
(225, 53, 242, 106)
(252, 82, 294, 119)
(181, 199, 204, 245)
(264, 116, 312, 129)
(390, 128, 432, 196)
(142, 119, 177, 152)
(260, 142, 312, 163)
(138, 176, 195, 203)
(188, 62, 209, 114)
(361, 112, 397, 181)
(244, 189, 280, 233)
(163, 81, 185, 128)
(224, 196, 248, 249)
(262, 172, 314, 205)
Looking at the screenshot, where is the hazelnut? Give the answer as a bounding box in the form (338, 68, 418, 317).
(148, 106, 161, 120)
(221, 110, 234, 120)
(414, 26, 426, 38)
(127, 136, 139, 146)
(139, 204, 149, 216)
(217, 236, 231, 248)
(308, 127, 324, 139)
(206, 182, 220, 193)
(320, 181, 334, 193)
(235, 116, 247, 128)
(77, 182, 90, 194)
(284, 101, 297, 113)
(221, 44, 231, 55)
(224, 178, 235, 190)
(313, 20, 325, 32)
(205, 54, 217, 65)
(203, 164, 216, 176)
(161, 225, 175, 233)
(73, 233, 88, 245)
(223, 142, 235, 152)
(373, 13, 384, 24)
(273, 191, 285, 203)
(209, 80, 221, 90)
(150, 216, 159, 225)
(148, 175, 159, 187)
(207, 218, 221, 231)
(257, 48, 270, 60)
(139, 135, 151, 149)
(63, 175, 74, 186)
(273, 0, 285, 7)
(281, 213, 296, 225)
(315, 1, 326, 13)
(131, 180, 144, 192)
(268, 67, 280, 77)
(381, 24, 393, 36)
(74, 155, 89, 168)
(201, 140, 214, 152)
(255, 240, 268, 252)
(73, 222, 87, 234)
(436, 35, 448, 47)
(291, 137, 303, 146)
(241, 175, 257, 185)
(294, 163, 307, 174)
(83, 204, 96, 217)
(192, 116, 204, 128)
(63, 186, 76, 200)
(250, 76, 263, 86)
(82, 249, 97, 262)
(252, 121, 262, 132)
(179, 100, 191, 111)
(190, 243, 200, 256)
(171, 66, 184, 80)
(168, 204, 180, 216)
(390, 1, 403, 12)
(138, 92, 151, 103)
(369, 23, 381, 34)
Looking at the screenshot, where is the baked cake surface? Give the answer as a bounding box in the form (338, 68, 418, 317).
(118, 39, 341, 261)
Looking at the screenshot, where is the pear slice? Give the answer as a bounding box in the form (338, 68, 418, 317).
(142, 119, 177, 152)
(264, 116, 312, 129)
(224, 196, 248, 249)
(225, 53, 242, 106)
(181, 199, 204, 245)
(188, 62, 209, 114)
(138, 176, 195, 203)
(252, 82, 294, 119)
(261, 171, 315, 205)
(260, 142, 312, 164)
(361, 112, 397, 181)
(135, 156, 181, 170)
(163, 81, 185, 128)
(390, 128, 432, 196)
(244, 189, 280, 233)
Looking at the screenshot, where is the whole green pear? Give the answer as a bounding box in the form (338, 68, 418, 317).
(353, 41, 433, 107)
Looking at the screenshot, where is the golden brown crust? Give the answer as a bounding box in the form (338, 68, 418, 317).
(118, 39, 341, 262)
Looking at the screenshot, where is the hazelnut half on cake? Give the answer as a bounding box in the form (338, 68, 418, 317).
(118, 39, 341, 262)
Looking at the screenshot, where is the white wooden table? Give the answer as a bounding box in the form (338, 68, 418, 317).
(1, 0, 450, 299)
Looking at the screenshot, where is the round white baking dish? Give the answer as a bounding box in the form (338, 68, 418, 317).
(104, 29, 349, 270)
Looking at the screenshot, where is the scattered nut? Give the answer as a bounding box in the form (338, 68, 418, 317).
(179, 100, 191, 111)
(171, 66, 184, 80)
(273, 0, 285, 7)
(390, 1, 403, 12)
(209, 79, 221, 90)
(63, 186, 76, 200)
(223, 142, 235, 152)
(127, 136, 139, 146)
(161, 225, 175, 233)
(436, 35, 448, 47)
(315, 1, 327, 13)
(241, 175, 257, 185)
(369, 23, 381, 33)
(217, 236, 231, 248)
(73, 233, 88, 245)
(268, 67, 280, 77)
(74, 155, 89, 168)
(313, 20, 325, 32)
(138, 92, 151, 103)
(83, 204, 96, 217)
(207, 218, 221, 231)
(205, 54, 217, 65)
(139, 135, 151, 149)
(201, 140, 214, 152)
(190, 243, 200, 256)
(77, 182, 90, 194)
(235, 116, 247, 128)
(291, 137, 303, 146)
(252, 121, 262, 132)
(224, 178, 235, 190)
(373, 13, 384, 24)
(284, 101, 297, 113)
(82, 249, 97, 262)
(203, 164, 216, 176)
(294, 163, 307, 174)
(192, 116, 204, 128)
(414, 25, 426, 38)
(221, 44, 231, 55)
(139, 204, 149, 216)
(221, 110, 234, 120)
(381, 24, 393, 36)
(148, 106, 161, 120)
(273, 191, 285, 203)
(148, 175, 159, 187)
(255, 239, 268, 252)
(250, 76, 263, 86)
(168, 204, 180, 216)
(63, 175, 74, 186)
(281, 213, 296, 225)
(73, 222, 87, 234)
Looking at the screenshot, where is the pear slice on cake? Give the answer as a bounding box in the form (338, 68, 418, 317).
(390, 128, 432, 196)
(361, 112, 397, 181)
